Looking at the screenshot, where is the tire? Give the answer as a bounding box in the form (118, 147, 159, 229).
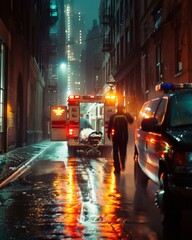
(134, 153, 148, 190)
(159, 173, 182, 231)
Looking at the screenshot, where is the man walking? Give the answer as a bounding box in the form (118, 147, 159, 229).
(108, 105, 134, 174)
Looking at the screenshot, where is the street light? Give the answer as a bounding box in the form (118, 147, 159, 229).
(60, 62, 67, 70)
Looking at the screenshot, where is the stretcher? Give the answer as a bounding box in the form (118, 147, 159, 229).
(80, 129, 102, 156)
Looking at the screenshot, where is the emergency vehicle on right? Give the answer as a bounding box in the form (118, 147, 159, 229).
(134, 83, 192, 226)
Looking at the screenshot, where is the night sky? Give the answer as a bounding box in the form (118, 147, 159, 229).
(73, 0, 100, 32)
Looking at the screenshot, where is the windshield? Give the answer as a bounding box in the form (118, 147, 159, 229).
(170, 92, 192, 127)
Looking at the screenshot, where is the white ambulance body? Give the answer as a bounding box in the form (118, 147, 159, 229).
(67, 94, 116, 156)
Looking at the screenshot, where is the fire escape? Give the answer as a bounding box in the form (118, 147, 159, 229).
(101, 7, 117, 83)
(102, 8, 114, 52)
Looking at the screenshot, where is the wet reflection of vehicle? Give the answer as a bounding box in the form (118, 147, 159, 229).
(134, 83, 192, 228)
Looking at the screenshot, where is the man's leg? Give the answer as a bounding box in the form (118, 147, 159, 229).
(113, 140, 121, 173)
(119, 139, 127, 170)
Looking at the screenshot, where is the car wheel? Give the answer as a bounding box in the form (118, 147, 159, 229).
(159, 173, 182, 231)
(134, 153, 148, 190)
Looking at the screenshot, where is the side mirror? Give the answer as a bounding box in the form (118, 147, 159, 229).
(141, 118, 158, 132)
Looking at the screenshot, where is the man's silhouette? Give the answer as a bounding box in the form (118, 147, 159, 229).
(108, 105, 134, 174)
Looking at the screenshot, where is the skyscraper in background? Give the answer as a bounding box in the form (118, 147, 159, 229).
(47, 0, 66, 106)
(64, 0, 86, 98)
(84, 20, 102, 95)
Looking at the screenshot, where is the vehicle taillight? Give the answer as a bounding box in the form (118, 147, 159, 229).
(111, 128, 115, 136)
(174, 152, 186, 166)
(68, 128, 74, 137)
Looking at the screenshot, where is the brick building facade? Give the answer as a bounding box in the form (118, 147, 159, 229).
(99, 0, 192, 115)
(140, 0, 192, 101)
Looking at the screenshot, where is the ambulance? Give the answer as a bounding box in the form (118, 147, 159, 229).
(67, 94, 116, 156)
(50, 93, 116, 157)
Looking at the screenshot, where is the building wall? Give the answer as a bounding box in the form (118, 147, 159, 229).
(99, 0, 142, 115)
(100, 0, 192, 116)
(0, 0, 50, 152)
(140, 0, 192, 100)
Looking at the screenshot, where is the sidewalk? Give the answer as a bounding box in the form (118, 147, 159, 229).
(0, 140, 52, 184)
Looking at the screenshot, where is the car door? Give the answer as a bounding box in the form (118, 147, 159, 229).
(145, 98, 168, 183)
(136, 98, 161, 181)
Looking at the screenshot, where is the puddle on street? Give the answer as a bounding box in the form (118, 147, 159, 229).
(0, 156, 163, 239)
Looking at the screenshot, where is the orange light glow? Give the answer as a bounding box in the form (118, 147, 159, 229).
(105, 95, 116, 100)
(149, 138, 155, 144)
(7, 103, 13, 120)
(53, 107, 65, 116)
(110, 95, 116, 99)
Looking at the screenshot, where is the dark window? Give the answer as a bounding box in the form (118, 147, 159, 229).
(144, 21, 148, 39)
(170, 93, 192, 127)
(156, 44, 163, 83)
(175, 28, 183, 74)
(120, 0, 124, 26)
(120, 36, 124, 61)
(144, 54, 149, 92)
(130, 18, 133, 47)
(0, 43, 6, 133)
(154, 8, 162, 30)
(155, 98, 168, 125)
(125, 0, 128, 19)
(117, 42, 120, 65)
(144, 0, 147, 12)
(116, 9, 120, 33)
(125, 27, 129, 55)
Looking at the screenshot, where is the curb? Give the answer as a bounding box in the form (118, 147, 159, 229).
(0, 143, 52, 189)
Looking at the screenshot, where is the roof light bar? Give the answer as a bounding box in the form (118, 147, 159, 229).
(68, 95, 80, 100)
(155, 83, 192, 92)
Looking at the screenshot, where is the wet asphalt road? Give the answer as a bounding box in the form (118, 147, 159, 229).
(0, 142, 192, 239)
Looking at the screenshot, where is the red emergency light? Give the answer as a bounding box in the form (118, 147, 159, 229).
(68, 95, 80, 100)
(83, 95, 96, 100)
(89, 95, 95, 99)
(111, 128, 115, 136)
(68, 128, 74, 137)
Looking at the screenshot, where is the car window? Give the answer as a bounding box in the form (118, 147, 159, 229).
(137, 98, 160, 127)
(170, 92, 192, 127)
(154, 98, 168, 125)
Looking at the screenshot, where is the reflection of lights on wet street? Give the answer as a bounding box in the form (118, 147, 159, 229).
(79, 160, 123, 238)
(53, 161, 84, 238)
(51, 157, 124, 239)
(2, 142, 191, 239)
